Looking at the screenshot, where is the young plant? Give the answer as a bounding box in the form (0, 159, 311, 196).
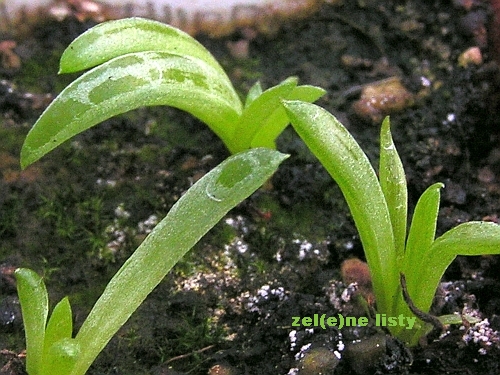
(20, 17, 324, 167)
(281, 100, 500, 345)
(16, 148, 288, 375)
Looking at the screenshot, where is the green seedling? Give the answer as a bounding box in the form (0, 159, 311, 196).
(282, 100, 500, 345)
(16, 17, 300, 374)
(16, 148, 288, 375)
(20, 17, 324, 168)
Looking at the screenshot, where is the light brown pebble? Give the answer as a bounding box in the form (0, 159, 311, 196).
(352, 77, 414, 124)
(208, 363, 238, 375)
(458, 46, 483, 67)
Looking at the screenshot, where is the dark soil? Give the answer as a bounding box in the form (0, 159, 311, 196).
(1, 1, 500, 374)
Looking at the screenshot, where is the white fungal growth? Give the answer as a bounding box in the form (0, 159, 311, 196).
(137, 214, 158, 234)
(294, 343, 312, 360)
(225, 215, 249, 234)
(242, 284, 287, 314)
(114, 204, 130, 219)
(462, 318, 500, 353)
(289, 330, 298, 351)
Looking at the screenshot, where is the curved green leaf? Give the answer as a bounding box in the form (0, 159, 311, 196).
(411, 221, 500, 313)
(250, 84, 326, 149)
(15, 268, 49, 375)
(403, 182, 443, 296)
(282, 100, 397, 316)
(21, 52, 241, 168)
(229, 77, 298, 153)
(70, 148, 288, 375)
(59, 17, 227, 78)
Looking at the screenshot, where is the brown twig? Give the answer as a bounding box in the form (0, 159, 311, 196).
(400, 272, 444, 334)
(163, 344, 216, 365)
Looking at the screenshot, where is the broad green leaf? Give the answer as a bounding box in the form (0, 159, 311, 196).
(41, 338, 80, 375)
(70, 148, 288, 375)
(379, 117, 407, 258)
(44, 297, 73, 356)
(250, 85, 326, 149)
(229, 77, 298, 153)
(411, 221, 500, 314)
(282, 100, 397, 316)
(21, 52, 241, 168)
(59, 17, 228, 78)
(15, 268, 49, 375)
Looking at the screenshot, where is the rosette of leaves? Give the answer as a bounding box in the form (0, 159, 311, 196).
(282, 100, 500, 345)
(20, 17, 324, 167)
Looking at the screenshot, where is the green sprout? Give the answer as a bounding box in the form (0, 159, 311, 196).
(20, 17, 324, 168)
(15, 17, 298, 375)
(16, 148, 288, 375)
(282, 100, 500, 345)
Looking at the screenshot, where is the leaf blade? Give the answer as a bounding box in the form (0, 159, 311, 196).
(44, 297, 73, 354)
(282, 100, 397, 316)
(404, 182, 443, 277)
(70, 148, 288, 375)
(250, 84, 326, 149)
(379, 116, 407, 258)
(229, 77, 298, 153)
(244, 81, 263, 108)
(59, 17, 228, 79)
(41, 338, 80, 375)
(411, 221, 500, 313)
(21, 52, 241, 168)
(15, 268, 49, 375)
(393, 182, 443, 343)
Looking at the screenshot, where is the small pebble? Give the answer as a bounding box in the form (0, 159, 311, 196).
(344, 334, 387, 374)
(298, 346, 340, 375)
(458, 46, 483, 67)
(352, 77, 414, 123)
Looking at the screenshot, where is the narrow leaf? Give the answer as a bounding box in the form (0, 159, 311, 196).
(15, 268, 49, 375)
(229, 77, 298, 153)
(379, 116, 407, 258)
(404, 182, 443, 279)
(44, 297, 73, 356)
(282, 100, 397, 316)
(410, 221, 500, 313)
(70, 148, 288, 375)
(245, 81, 263, 108)
(59, 17, 228, 78)
(21, 52, 241, 168)
(394, 182, 443, 343)
(250, 84, 326, 149)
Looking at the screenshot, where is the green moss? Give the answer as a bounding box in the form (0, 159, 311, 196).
(14, 48, 78, 93)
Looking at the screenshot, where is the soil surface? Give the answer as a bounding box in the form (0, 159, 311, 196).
(1, 1, 500, 375)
